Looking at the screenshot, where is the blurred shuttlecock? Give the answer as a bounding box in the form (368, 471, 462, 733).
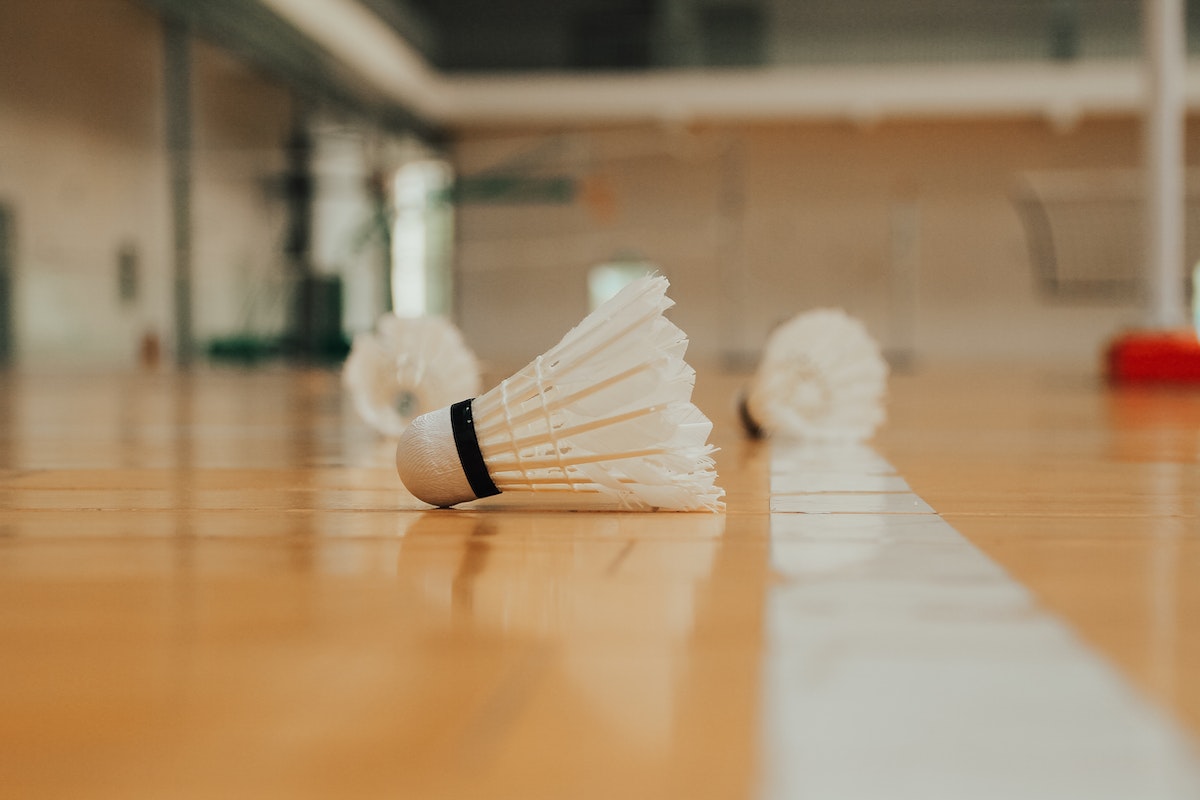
(395, 276, 724, 511)
(343, 314, 481, 437)
(740, 309, 888, 442)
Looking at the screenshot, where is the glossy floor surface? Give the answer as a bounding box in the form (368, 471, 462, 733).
(0, 364, 1197, 798)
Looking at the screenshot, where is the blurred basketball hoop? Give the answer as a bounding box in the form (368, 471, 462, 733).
(1013, 169, 1200, 302)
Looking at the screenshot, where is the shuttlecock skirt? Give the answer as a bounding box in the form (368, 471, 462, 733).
(395, 276, 724, 511)
(741, 308, 888, 442)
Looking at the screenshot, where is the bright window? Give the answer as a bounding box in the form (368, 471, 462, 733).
(391, 159, 453, 316)
(587, 258, 658, 310)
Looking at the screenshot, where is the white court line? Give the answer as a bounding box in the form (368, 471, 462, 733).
(770, 472, 912, 494)
(770, 442, 897, 476)
(770, 492, 935, 514)
(762, 441, 1200, 800)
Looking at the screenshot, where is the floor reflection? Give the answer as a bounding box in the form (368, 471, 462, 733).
(0, 368, 777, 798)
(395, 511, 725, 754)
(1106, 385, 1200, 464)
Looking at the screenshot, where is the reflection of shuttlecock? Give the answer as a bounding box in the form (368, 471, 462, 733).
(395, 276, 724, 511)
(343, 314, 481, 437)
(740, 309, 888, 442)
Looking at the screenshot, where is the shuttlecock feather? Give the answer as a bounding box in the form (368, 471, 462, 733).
(395, 276, 724, 511)
(741, 309, 888, 442)
(343, 314, 481, 437)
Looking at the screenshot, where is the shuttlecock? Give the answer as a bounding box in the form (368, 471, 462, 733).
(343, 314, 481, 437)
(740, 309, 888, 442)
(395, 276, 724, 511)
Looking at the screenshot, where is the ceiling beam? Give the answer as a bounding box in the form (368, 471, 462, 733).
(150, 0, 1200, 131)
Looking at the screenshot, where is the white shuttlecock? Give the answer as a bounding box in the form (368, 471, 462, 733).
(740, 309, 888, 442)
(343, 314, 481, 437)
(395, 276, 724, 511)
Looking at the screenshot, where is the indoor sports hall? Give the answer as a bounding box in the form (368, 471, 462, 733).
(1, 1, 1198, 797)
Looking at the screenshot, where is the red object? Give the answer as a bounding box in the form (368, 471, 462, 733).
(1106, 329, 1200, 383)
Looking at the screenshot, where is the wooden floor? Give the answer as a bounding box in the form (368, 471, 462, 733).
(884, 367, 1200, 734)
(0, 363, 1197, 798)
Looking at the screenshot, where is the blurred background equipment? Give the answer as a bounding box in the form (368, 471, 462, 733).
(0, 204, 13, 368)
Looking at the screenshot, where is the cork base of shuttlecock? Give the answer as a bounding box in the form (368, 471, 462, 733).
(736, 391, 766, 439)
(396, 407, 477, 508)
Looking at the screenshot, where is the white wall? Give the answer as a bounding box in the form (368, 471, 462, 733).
(450, 117, 1174, 370)
(0, 0, 295, 366)
(0, 1, 170, 365)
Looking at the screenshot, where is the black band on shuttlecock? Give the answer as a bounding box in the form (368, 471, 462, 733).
(737, 393, 765, 439)
(449, 399, 501, 499)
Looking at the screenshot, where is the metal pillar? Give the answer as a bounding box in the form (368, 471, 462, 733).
(283, 108, 318, 357)
(1143, 0, 1188, 329)
(164, 17, 194, 366)
(0, 205, 13, 367)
